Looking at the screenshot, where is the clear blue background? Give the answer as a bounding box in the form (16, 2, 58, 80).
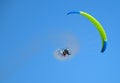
(0, 0, 120, 83)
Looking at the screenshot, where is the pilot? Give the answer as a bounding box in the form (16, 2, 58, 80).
(62, 49, 71, 56)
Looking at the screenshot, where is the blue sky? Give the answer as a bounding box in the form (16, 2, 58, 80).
(0, 0, 120, 83)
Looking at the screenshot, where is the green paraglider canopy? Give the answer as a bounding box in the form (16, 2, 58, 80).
(67, 11, 107, 53)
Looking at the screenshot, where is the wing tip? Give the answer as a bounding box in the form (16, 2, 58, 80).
(67, 11, 80, 15)
(101, 41, 107, 53)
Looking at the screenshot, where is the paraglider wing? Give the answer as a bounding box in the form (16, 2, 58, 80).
(67, 11, 107, 53)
